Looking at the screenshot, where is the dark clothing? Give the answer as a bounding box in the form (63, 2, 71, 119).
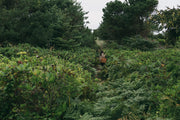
(101, 63, 105, 66)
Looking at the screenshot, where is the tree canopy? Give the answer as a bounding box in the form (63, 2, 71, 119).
(97, 0, 158, 43)
(150, 6, 180, 45)
(0, 0, 94, 48)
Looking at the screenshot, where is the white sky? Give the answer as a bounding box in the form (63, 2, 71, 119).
(76, 0, 180, 30)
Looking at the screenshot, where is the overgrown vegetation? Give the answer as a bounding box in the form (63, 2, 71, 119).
(0, 0, 180, 119)
(0, 44, 179, 119)
(0, 44, 97, 119)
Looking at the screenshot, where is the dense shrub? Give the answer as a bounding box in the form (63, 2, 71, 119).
(121, 35, 158, 51)
(103, 41, 128, 50)
(0, 44, 179, 119)
(157, 38, 166, 46)
(0, 45, 97, 119)
(97, 48, 180, 119)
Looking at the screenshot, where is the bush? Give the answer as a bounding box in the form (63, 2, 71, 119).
(157, 38, 166, 46)
(104, 41, 128, 50)
(0, 46, 97, 119)
(121, 35, 158, 51)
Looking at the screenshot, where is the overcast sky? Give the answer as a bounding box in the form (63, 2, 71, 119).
(76, 0, 180, 30)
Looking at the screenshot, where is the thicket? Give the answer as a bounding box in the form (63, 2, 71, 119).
(0, 0, 180, 119)
(120, 35, 158, 51)
(0, 44, 179, 119)
(102, 36, 158, 51)
(65, 47, 180, 120)
(0, 44, 97, 119)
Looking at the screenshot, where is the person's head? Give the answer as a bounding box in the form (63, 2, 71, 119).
(100, 51, 104, 55)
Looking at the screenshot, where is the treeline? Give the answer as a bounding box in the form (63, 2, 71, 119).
(0, 0, 94, 48)
(95, 0, 180, 47)
(0, 0, 179, 49)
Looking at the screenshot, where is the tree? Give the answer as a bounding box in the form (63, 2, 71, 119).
(150, 7, 180, 46)
(0, 0, 93, 48)
(97, 0, 158, 43)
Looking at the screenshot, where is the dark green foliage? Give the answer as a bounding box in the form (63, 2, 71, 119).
(121, 35, 158, 51)
(150, 6, 180, 46)
(163, 7, 180, 46)
(80, 28, 95, 48)
(0, 0, 94, 48)
(104, 41, 125, 49)
(51, 37, 81, 49)
(103, 35, 158, 51)
(71, 48, 179, 120)
(167, 28, 179, 46)
(97, 0, 158, 42)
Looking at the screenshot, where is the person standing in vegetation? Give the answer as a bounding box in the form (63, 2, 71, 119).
(99, 51, 106, 66)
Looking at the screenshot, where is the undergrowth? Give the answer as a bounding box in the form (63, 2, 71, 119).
(0, 44, 179, 119)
